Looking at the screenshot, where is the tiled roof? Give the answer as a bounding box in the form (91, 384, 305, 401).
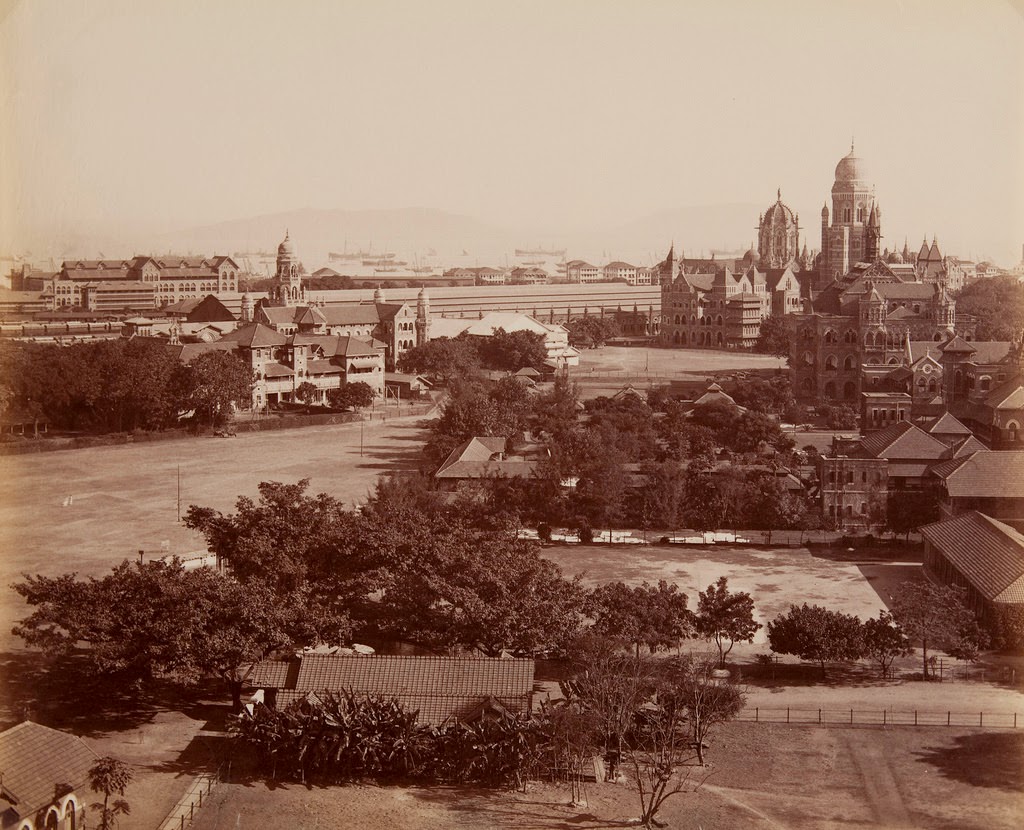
(307, 359, 342, 375)
(858, 420, 950, 460)
(939, 335, 976, 354)
(259, 306, 304, 325)
(0, 721, 97, 819)
(921, 512, 1024, 603)
(294, 655, 534, 697)
(435, 436, 539, 479)
(925, 412, 973, 437)
(908, 341, 942, 363)
(263, 363, 294, 378)
(950, 435, 988, 457)
(258, 655, 536, 725)
(928, 450, 1024, 498)
(966, 342, 1013, 365)
(220, 322, 287, 348)
(985, 376, 1024, 410)
(252, 659, 298, 688)
(320, 304, 382, 326)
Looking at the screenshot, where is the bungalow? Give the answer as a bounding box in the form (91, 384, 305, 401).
(250, 654, 535, 726)
(0, 721, 98, 830)
(928, 450, 1024, 527)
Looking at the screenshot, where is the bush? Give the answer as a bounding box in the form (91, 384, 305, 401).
(577, 524, 594, 544)
(537, 522, 552, 542)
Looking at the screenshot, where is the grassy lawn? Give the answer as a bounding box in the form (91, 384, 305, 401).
(190, 722, 1024, 830)
(0, 415, 432, 655)
(575, 345, 787, 376)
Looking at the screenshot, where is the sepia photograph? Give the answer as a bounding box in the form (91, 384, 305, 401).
(1, 1, 1022, 827)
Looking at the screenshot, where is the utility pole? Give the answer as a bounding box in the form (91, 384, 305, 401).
(176, 465, 181, 523)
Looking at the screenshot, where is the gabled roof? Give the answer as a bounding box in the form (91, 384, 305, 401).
(925, 411, 973, 438)
(949, 435, 988, 457)
(986, 376, 1024, 410)
(928, 450, 1024, 498)
(320, 304, 384, 326)
(921, 512, 1024, 603)
(220, 322, 287, 348)
(255, 655, 535, 725)
(939, 335, 976, 354)
(966, 342, 1013, 365)
(886, 306, 921, 320)
(858, 420, 950, 460)
(435, 436, 524, 479)
(0, 721, 98, 819)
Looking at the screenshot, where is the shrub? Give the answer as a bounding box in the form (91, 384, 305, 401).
(537, 522, 552, 542)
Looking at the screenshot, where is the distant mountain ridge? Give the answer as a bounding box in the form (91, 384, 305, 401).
(156, 203, 761, 266)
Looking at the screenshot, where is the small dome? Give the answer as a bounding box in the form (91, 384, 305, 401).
(278, 231, 295, 257)
(834, 149, 869, 186)
(763, 198, 796, 228)
(742, 246, 760, 264)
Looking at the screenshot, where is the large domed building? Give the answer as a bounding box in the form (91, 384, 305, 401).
(818, 144, 882, 288)
(757, 189, 800, 269)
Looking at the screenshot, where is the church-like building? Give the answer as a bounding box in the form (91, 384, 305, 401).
(252, 232, 431, 371)
(659, 189, 804, 349)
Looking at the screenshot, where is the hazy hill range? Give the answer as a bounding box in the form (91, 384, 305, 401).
(156, 203, 761, 268)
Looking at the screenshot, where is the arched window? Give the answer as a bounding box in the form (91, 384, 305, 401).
(801, 377, 814, 396)
(843, 381, 857, 399)
(680, 332, 687, 345)
(802, 351, 813, 366)
(928, 378, 937, 393)
(824, 381, 836, 399)
(825, 355, 838, 371)
(1008, 421, 1020, 442)
(824, 329, 837, 344)
(844, 354, 856, 371)
(716, 315, 723, 326)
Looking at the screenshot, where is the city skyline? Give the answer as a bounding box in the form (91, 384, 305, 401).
(2, 0, 1023, 264)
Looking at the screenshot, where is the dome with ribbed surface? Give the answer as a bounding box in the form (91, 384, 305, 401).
(834, 149, 869, 186)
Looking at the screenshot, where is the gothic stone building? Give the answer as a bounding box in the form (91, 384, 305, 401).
(790, 259, 972, 401)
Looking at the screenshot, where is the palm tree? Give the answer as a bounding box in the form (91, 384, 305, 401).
(88, 757, 133, 830)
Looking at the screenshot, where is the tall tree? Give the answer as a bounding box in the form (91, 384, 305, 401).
(695, 577, 761, 667)
(586, 581, 692, 656)
(11, 560, 348, 710)
(861, 611, 912, 678)
(673, 654, 745, 765)
(891, 580, 987, 679)
(766, 603, 863, 677)
(175, 350, 253, 426)
(754, 314, 792, 357)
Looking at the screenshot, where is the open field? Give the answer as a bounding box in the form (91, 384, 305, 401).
(575, 345, 787, 376)
(542, 543, 903, 648)
(0, 414, 433, 654)
(190, 721, 1024, 830)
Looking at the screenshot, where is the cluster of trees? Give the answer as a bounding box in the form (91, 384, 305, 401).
(566, 316, 621, 348)
(767, 580, 988, 679)
(954, 276, 1024, 341)
(12, 477, 764, 709)
(398, 328, 548, 383)
(419, 372, 817, 537)
(0, 339, 253, 432)
(233, 645, 743, 829)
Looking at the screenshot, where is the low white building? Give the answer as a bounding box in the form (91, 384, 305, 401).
(431, 311, 580, 368)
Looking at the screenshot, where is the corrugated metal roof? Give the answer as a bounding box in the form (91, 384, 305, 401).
(922, 512, 1024, 603)
(0, 722, 97, 819)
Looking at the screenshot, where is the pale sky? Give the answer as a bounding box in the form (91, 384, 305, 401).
(2, 0, 1023, 263)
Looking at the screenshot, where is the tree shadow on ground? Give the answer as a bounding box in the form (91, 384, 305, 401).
(739, 660, 898, 690)
(356, 442, 424, 471)
(144, 731, 235, 777)
(0, 649, 233, 738)
(408, 785, 632, 830)
(914, 732, 1024, 791)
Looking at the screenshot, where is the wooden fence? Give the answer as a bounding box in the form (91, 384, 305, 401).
(738, 707, 1020, 728)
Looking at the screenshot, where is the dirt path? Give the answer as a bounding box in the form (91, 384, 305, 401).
(845, 730, 914, 828)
